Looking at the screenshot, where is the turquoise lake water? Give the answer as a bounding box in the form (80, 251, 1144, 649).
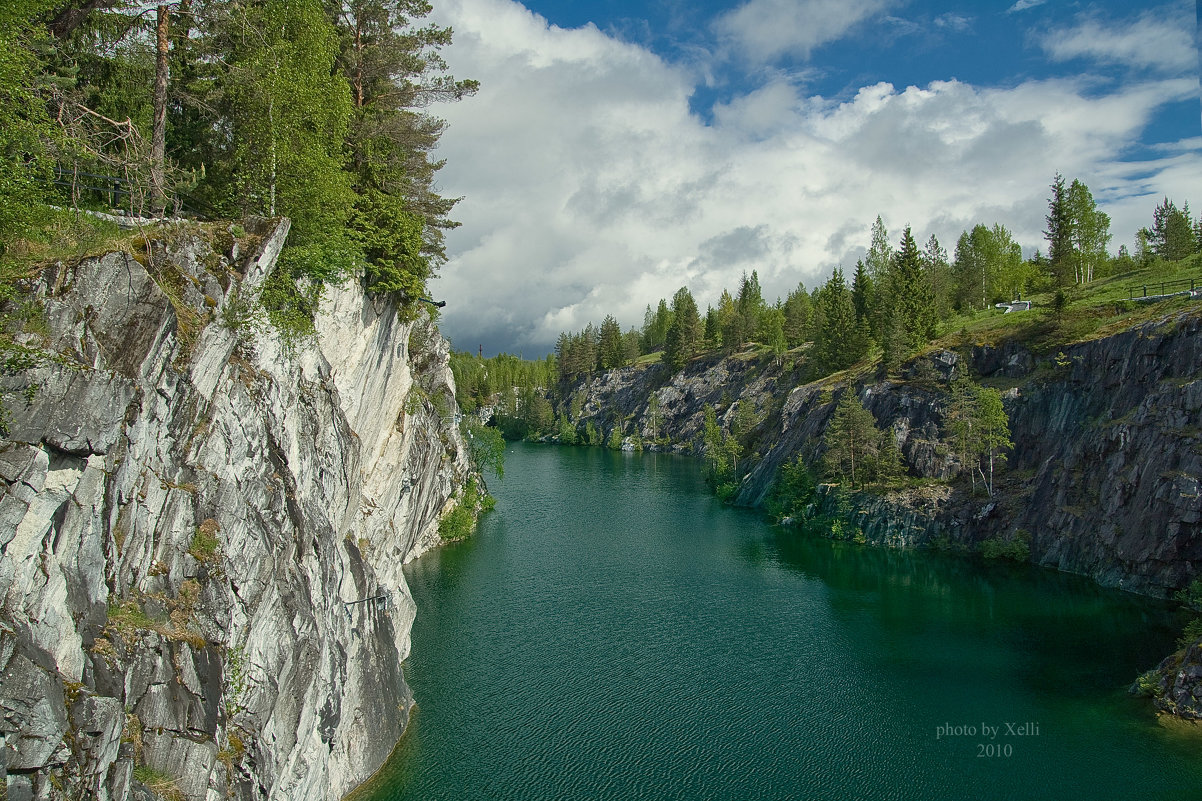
(358, 443, 1202, 800)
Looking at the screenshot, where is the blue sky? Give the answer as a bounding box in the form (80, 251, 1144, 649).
(427, 0, 1201, 356)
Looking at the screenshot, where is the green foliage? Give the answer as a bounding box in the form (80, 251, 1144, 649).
(223, 0, 355, 242)
(10, 0, 474, 312)
(606, 422, 624, 450)
(735, 270, 765, 343)
(664, 286, 702, 370)
(583, 420, 600, 446)
(331, 0, 477, 265)
(953, 223, 1029, 311)
(814, 267, 868, 373)
(866, 215, 893, 280)
(1176, 579, 1202, 613)
(462, 418, 505, 478)
(1150, 197, 1197, 261)
(556, 413, 577, 444)
(1178, 617, 1202, 649)
(107, 599, 159, 633)
(1066, 179, 1111, 283)
(891, 226, 937, 350)
(189, 519, 220, 564)
(1045, 172, 1074, 285)
(258, 262, 322, 345)
(823, 390, 881, 489)
(439, 477, 491, 541)
(598, 314, 625, 369)
(351, 190, 430, 303)
(132, 765, 184, 801)
(702, 405, 741, 497)
(450, 349, 555, 416)
(759, 305, 787, 363)
(945, 378, 1012, 497)
(979, 530, 1030, 561)
(1133, 669, 1163, 699)
(556, 324, 599, 384)
(767, 456, 819, 522)
(0, 1, 54, 257)
(642, 299, 673, 352)
(782, 282, 812, 347)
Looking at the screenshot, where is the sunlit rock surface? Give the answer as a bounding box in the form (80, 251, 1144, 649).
(0, 218, 469, 799)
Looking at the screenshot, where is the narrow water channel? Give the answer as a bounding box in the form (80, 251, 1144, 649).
(359, 443, 1201, 800)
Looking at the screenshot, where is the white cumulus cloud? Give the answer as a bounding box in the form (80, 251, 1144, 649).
(427, 0, 1201, 355)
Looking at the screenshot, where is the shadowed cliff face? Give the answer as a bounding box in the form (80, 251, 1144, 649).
(559, 311, 1202, 598)
(0, 219, 470, 800)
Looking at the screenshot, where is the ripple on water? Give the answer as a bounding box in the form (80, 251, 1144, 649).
(359, 444, 1199, 801)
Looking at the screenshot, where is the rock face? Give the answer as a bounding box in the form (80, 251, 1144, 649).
(0, 219, 470, 799)
(559, 312, 1202, 597)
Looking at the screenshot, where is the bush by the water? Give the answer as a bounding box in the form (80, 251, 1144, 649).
(979, 530, 1031, 561)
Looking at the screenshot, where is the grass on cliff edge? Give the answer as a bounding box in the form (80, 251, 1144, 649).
(943, 254, 1202, 353)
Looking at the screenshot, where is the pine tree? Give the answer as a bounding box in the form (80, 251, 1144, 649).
(718, 289, 744, 353)
(702, 405, 740, 490)
(330, 0, 478, 267)
(877, 307, 906, 379)
(876, 428, 905, 487)
(644, 298, 673, 351)
(945, 378, 980, 493)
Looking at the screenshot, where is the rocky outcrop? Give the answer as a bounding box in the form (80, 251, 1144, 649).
(559, 311, 1202, 598)
(0, 219, 470, 800)
(1137, 641, 1202, 720)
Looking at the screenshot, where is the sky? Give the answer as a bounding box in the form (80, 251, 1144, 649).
(424, 0, 1202, 357)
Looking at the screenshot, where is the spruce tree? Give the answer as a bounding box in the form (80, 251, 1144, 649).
(824, 390, 880, 490)
(782, 283, 812, 347)
(866, 215, 893, 280)
(815, 268, 864, 373)
(1044, 172, 1075, 286)
(892, 226, 936, 352)
(736, 270, 765, 341)
(923, 234, 953, 321)
(664, 286, 702, 370)
(598, 314, 624, 369)
(850, 259, 875, 337)
(1151, 197, 1196, 261)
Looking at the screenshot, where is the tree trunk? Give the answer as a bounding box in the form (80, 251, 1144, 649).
(47, 0, 120, 39)
(150, 4, 169, 213)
